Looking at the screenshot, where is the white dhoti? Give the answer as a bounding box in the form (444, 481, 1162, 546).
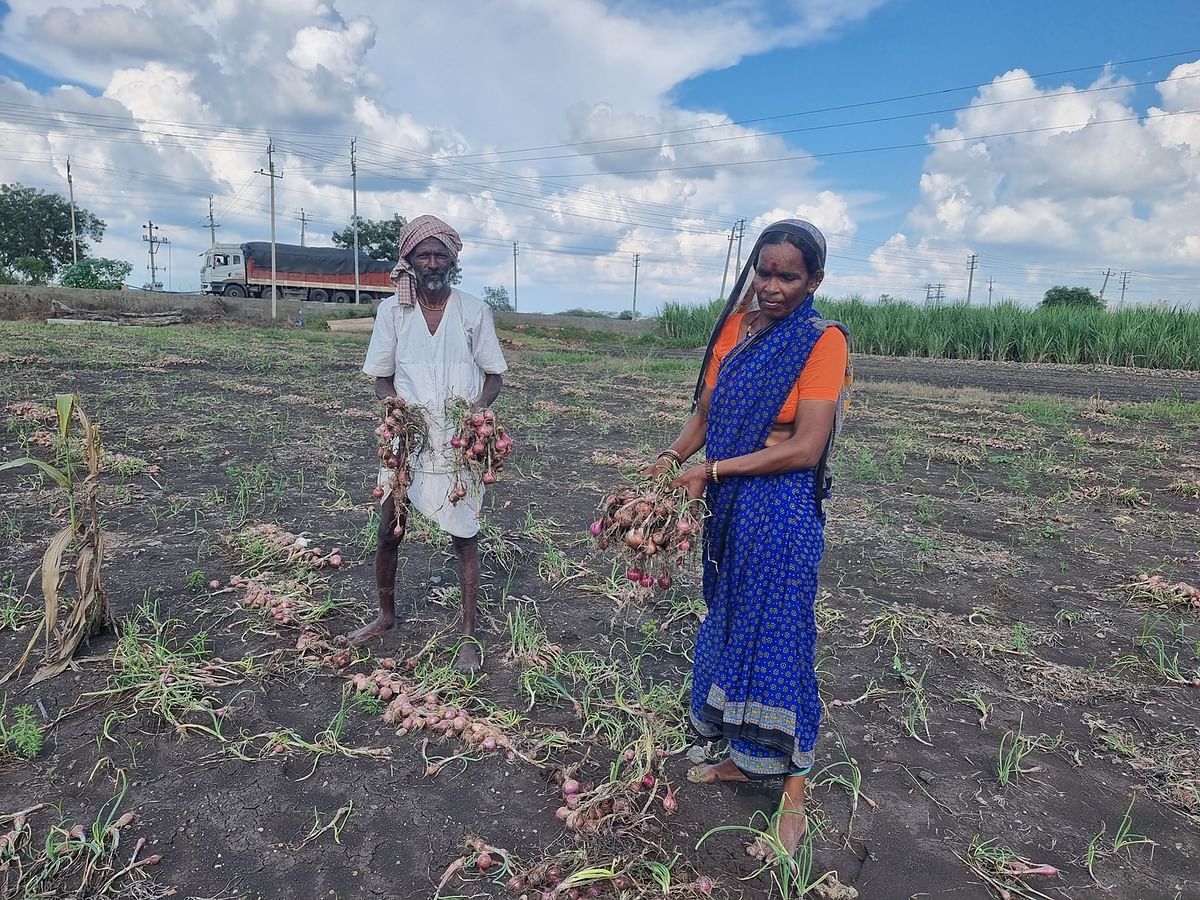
(363, 290, 508, 539)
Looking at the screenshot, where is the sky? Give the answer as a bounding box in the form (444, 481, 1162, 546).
(0, 0, 1197, 312)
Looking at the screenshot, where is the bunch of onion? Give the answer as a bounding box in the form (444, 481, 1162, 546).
(243, 523, 341, 568)
(551, 754, 674, 836)
(355, 677, 516, 758)
(591, 474, 704, 593)
(1135, 572, 1200, 608)
(229, 576, 302, 626)
(372, 396, 430, 535)
(447, 404, 514, 504)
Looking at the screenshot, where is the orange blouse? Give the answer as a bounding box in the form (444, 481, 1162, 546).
(703, 313, 848, 425)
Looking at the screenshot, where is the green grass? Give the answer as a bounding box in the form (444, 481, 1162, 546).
(654, 296, 1200, 369)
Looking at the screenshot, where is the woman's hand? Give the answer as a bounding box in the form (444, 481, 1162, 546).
(670, 465, 709, 501)
(641, 456, 674, 479)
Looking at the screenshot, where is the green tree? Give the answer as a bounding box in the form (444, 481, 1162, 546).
(0, 183, 106, 276)
(10, 256, 53, 284)
(481, 285, 512, 311)
(60, 257, 132, 290)
(1041, 285, 1104, 309)
(331, 213, 461, 284)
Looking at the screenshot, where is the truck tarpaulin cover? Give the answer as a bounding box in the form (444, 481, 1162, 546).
(241, 242, 395, 276)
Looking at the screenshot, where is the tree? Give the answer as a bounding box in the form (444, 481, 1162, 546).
(1041, 285, 1104, 309)
(331, 213, 461, 284)
(481, 285, 513, 311)
(0, 183, 106, 276)
(60, 257, 132, 290)
(3, 255, 52, 283)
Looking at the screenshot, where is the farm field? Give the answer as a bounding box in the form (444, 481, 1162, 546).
(0, 321, 1198, 900)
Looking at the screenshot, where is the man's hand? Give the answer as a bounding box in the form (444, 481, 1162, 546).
(670, 465, 709, 501)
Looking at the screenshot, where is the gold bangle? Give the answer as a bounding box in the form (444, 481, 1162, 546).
(712, 460, 720, 483)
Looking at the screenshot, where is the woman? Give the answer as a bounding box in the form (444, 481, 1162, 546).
(651, 219, 850, 857)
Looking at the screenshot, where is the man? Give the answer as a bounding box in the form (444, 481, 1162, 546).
(351, 215, 507, 672)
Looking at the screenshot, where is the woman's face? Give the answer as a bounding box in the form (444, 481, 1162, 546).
(752, 241, 824, 320)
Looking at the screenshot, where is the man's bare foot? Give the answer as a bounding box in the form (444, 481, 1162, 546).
(688, 758, 750, 784)
(454, 642, 480, 673)
(346, 614, 395, 645)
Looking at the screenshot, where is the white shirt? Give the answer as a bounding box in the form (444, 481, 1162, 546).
(363, 289, 508, 537)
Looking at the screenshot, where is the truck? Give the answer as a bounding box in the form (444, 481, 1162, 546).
(200, 242, 396, 304)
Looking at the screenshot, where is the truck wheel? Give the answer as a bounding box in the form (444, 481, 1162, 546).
(309, 288, 330, 303)
(222, 283, 247, 298)
(330, 291, 350, 304)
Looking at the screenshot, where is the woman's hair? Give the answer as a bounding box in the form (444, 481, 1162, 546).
(758, 230, 824, 277)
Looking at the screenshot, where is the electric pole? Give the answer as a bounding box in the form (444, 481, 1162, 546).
(934, 283, 945, 303)
(297, 208, 308, 247)
(1098, 268, 1114, 301)
(925, 283, 933, 304)
(1119, 270, 1130, 307)
(512, 242, 519, 312)
(966, 252, 978, 304)
(987, 277, 995, 305)
(207, 195, 220, 247)
(351, 138, 360, 305)
(733, 218, 746, 273)
(632, 253, 640, 317)
(719, 220, 736, 300)
(66, 157, 78, 265)
(256, 140, 283, 319)
(142, 221, 166, 290)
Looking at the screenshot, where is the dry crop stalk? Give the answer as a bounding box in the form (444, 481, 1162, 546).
(372, 396, 429, 535)
(447, 401, 514, 504)
(591, 469, 705, 594)
(0, 394, 110, 685)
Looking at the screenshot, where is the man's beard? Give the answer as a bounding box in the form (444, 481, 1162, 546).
(421, 272, 448, 292)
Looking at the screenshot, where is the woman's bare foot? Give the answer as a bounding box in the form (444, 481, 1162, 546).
(454, 642, 480, 673)
(346, 614, 395, 645)
(747, 799, 808, 861)
(688, 758, 750, 784)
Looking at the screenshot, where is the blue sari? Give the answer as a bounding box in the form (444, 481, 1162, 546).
(689, 296, 830, 777)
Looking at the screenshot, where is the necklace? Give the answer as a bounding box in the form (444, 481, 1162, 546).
(417, 294, 449, 314)
(745, 311, 763, 338)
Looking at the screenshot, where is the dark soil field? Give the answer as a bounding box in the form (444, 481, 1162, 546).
(0, 321, 1196, 900)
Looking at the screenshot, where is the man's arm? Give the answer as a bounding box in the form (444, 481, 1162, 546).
(374, 376, 396, 401)
(476, 373, 503, 409)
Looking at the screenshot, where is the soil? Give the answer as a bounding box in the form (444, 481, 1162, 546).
(0, 321, 1196, 900)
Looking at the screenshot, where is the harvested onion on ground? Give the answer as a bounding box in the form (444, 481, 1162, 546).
(591, 472, 704, 592)
(373, 396, 430, 534)
(447, 403, 514, 504)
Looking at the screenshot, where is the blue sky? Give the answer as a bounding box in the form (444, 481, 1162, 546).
(0, 0, 1197, 308)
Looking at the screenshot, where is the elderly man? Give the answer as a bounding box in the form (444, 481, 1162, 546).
(350, 215, 507, 672)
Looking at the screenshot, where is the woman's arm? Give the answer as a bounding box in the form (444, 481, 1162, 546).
(670, 399, 836, 497)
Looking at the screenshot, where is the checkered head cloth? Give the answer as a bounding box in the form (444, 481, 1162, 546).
(389, 215, 464, 306)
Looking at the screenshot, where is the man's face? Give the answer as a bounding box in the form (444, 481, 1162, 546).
(409, 238, 453, 294)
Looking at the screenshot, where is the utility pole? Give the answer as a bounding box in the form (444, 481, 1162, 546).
(733, 218, 746, 274)
(512, 242, 519, 312)
(934, 283, 945, 303)
(719, 220, 737, 300)
(166, 237, 172, 292)
(1119, 270, 1130, 307)
(1098, 268, 1114, 301)
(925, 283, 933, 304)
(297, 208, 309, 247)
(351, 138, 360, 305)
(987, 277, 995, 305)
(966, 252, 978, 304)
(66, 157, 79, 265)
(142, 220, 165, 290)
(207, 195, 220, 247)
(632, 253, 640, 317)
(256, 140, 283, 319)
